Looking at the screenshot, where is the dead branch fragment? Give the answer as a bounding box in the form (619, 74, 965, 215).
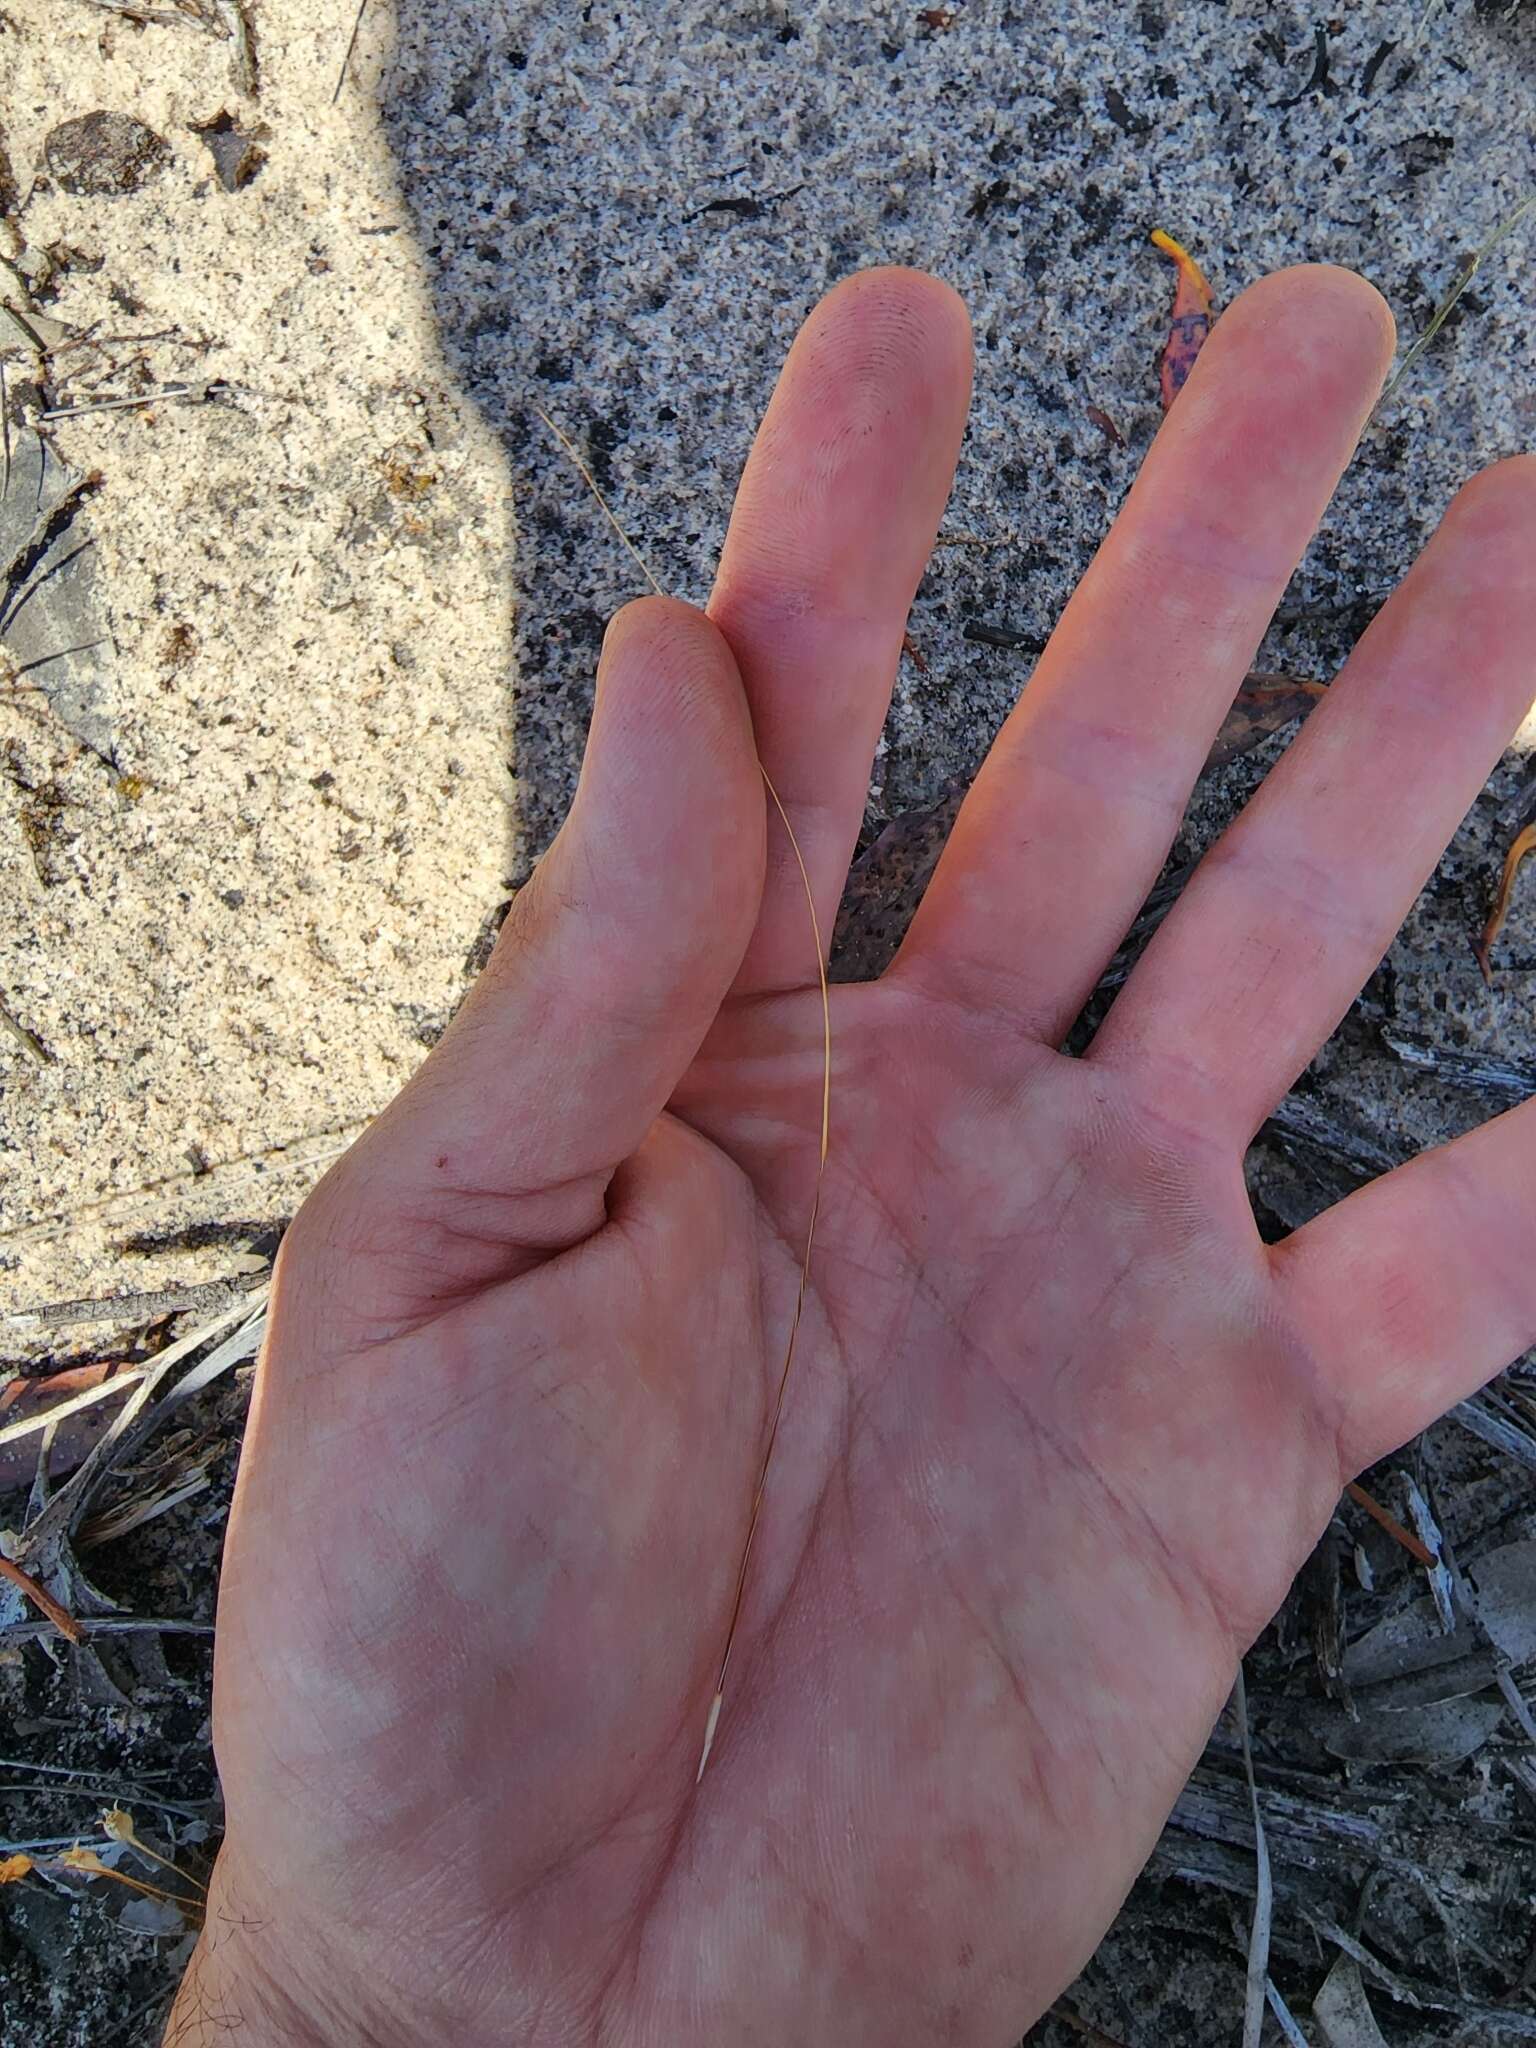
(0, 1553, 84, 1642)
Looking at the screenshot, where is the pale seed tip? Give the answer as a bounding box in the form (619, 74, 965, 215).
(696, 1691, 724, 1784)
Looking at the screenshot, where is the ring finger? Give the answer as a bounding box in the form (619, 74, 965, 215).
(1091, 454, 1536, 1139)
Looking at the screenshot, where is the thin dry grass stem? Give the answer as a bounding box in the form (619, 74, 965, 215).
(1265, 1981, 1310, 2046)
(1380, 193, 1536, 409)
(532, 407, 666, 600)
(534, 405, 833, 1785)
(0, 1368, 147, 1446)
(39, 384, 205, 421)
(1, 1129, 360, 1250)
(332, 0, 369, 105)
(80, 1469, 212, 1550)
(1344, 1480, 1436, 1567)
(0, 999, 47, 1064)
(699, 778, 830, 1781)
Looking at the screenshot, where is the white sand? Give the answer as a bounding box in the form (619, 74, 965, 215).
(2, 0, 515, 1345)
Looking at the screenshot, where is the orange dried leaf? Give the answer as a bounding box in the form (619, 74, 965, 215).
(1474, 822, 1536, 984)
(1206, 675, 1326, 771)
(0, 1854, 33, 1884)
(1151, 228, 1215, 410)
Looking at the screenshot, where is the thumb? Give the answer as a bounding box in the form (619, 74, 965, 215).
(304, 596, 766, 1296)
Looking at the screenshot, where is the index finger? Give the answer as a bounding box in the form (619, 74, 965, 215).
(708, 267, 973, 998)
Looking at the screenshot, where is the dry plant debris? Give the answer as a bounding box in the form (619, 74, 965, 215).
(1151, 227, 1215, 408)
(69, 0, 256, 95)
(1474, 821, 1536, 983)
(0, 1291, 266, 1694)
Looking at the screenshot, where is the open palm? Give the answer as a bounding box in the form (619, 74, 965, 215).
(173, 268, 1536, 2048)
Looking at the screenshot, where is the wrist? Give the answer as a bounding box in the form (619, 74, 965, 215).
(166, 1936, 328, 2048)
(164, 1856, 350, 2048)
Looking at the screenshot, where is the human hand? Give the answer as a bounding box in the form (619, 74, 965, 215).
(170, 267, 1536, 2047)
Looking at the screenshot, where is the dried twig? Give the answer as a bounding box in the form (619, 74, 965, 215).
(1345, 1480, 1436, 1567)
(0, 1614, 213, 1647)
(0, 999, 48, 1063)
(1264, 1094, 1403, 1183)
(1403, 1476, 1455, 1628)
(1382, 1030, 1536, 1108)
(0, 1761, 208, 1823)
(39, 381, 216, 421)
(0, 1553, 84, 1642)
(4, 1268, 266, 1330)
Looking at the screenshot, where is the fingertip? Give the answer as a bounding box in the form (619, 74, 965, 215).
(1221, 262, 1397, 385)
(1444, 450, 1536, 533)
(601, 592, 717, 659)
(834, 263, 973, 346)
(795, 264, 974, 414)
(596, 595, 756, 765)
(1426, 452, 1536, 600)
(586, 591, 764, 899)
(816, 262, 971, 331)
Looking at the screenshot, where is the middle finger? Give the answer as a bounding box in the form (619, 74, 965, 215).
(893, 266, 1394, 1042)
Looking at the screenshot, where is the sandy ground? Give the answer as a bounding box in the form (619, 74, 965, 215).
(5, 0, 1535, 1353)
(3, 2, 1536, 2041)
(2, 0, 513, 1341)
